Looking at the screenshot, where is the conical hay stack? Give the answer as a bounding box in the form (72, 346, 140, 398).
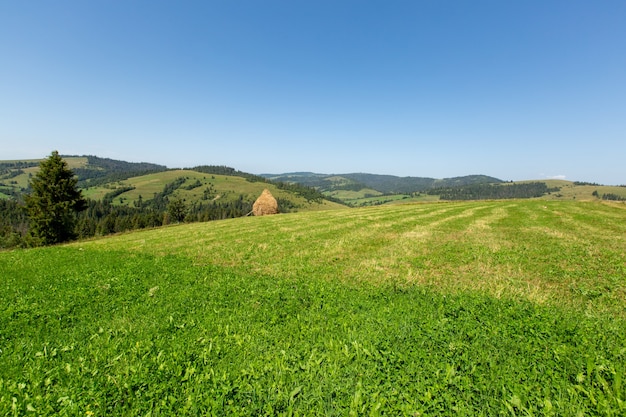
(252, 189, 279, 216)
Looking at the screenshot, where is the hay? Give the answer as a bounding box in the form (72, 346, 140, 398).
(253, 189, 279, 216)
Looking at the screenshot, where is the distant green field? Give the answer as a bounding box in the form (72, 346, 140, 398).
(325, 188, 382, 204)
(353, 193, 441, 206)
(325, 189, 440, 206)
(1, 200, 625, 415)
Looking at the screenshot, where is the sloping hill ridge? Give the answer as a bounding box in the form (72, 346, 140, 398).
(262, 172, 503, 194)
(71, 155, 169, 188)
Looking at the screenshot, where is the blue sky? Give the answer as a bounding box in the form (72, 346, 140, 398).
(1, 1, 625, 184)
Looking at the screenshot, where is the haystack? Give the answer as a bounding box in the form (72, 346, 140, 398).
(252, 189, 279, 216)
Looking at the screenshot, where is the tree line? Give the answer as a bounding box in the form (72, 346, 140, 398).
(427, 182, 561, 200)
(600, 193, 626, 201)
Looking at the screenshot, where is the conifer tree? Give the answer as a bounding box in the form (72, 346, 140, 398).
(167, 198, 187, 223)
(25, 151, 87, 245)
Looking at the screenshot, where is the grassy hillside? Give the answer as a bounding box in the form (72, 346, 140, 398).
(0, 157, 342, 213)
(529, 179, 626, 201)
(0, 157, 89, 199)
(82, 169, 344, 212)
(0, 156, 164, 200)
(2, 200, 625, 415)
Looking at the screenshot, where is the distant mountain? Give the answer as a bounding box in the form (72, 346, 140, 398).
(262, 172, 503, 194)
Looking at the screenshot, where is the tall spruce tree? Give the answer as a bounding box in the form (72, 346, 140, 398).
(25, 151, 87, 245)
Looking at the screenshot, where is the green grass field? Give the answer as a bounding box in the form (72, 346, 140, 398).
(1, 200, 625, 415)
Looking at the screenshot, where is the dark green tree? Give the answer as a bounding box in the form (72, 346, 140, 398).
(167, 198, 187, 223)
(25, 151, 87, 245)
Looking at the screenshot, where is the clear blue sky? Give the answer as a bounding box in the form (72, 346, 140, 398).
(1, 1, 625, 184)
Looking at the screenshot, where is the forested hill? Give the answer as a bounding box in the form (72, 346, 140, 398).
(342, 173, 503, 193)
(71, 155, 168, 188)
(262, 172, 503, 194)
(78, 155, 166, 172)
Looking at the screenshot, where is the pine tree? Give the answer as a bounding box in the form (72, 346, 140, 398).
(25, 151, 87, 245)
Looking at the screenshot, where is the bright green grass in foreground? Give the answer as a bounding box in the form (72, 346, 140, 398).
(1, 200, 625, 415)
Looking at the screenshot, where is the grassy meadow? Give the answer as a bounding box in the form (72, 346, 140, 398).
(1, 200, 625, 415)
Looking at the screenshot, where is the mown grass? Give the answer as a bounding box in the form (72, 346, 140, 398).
(85, 200, 626, 316)
(1, 200, 625, 415)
